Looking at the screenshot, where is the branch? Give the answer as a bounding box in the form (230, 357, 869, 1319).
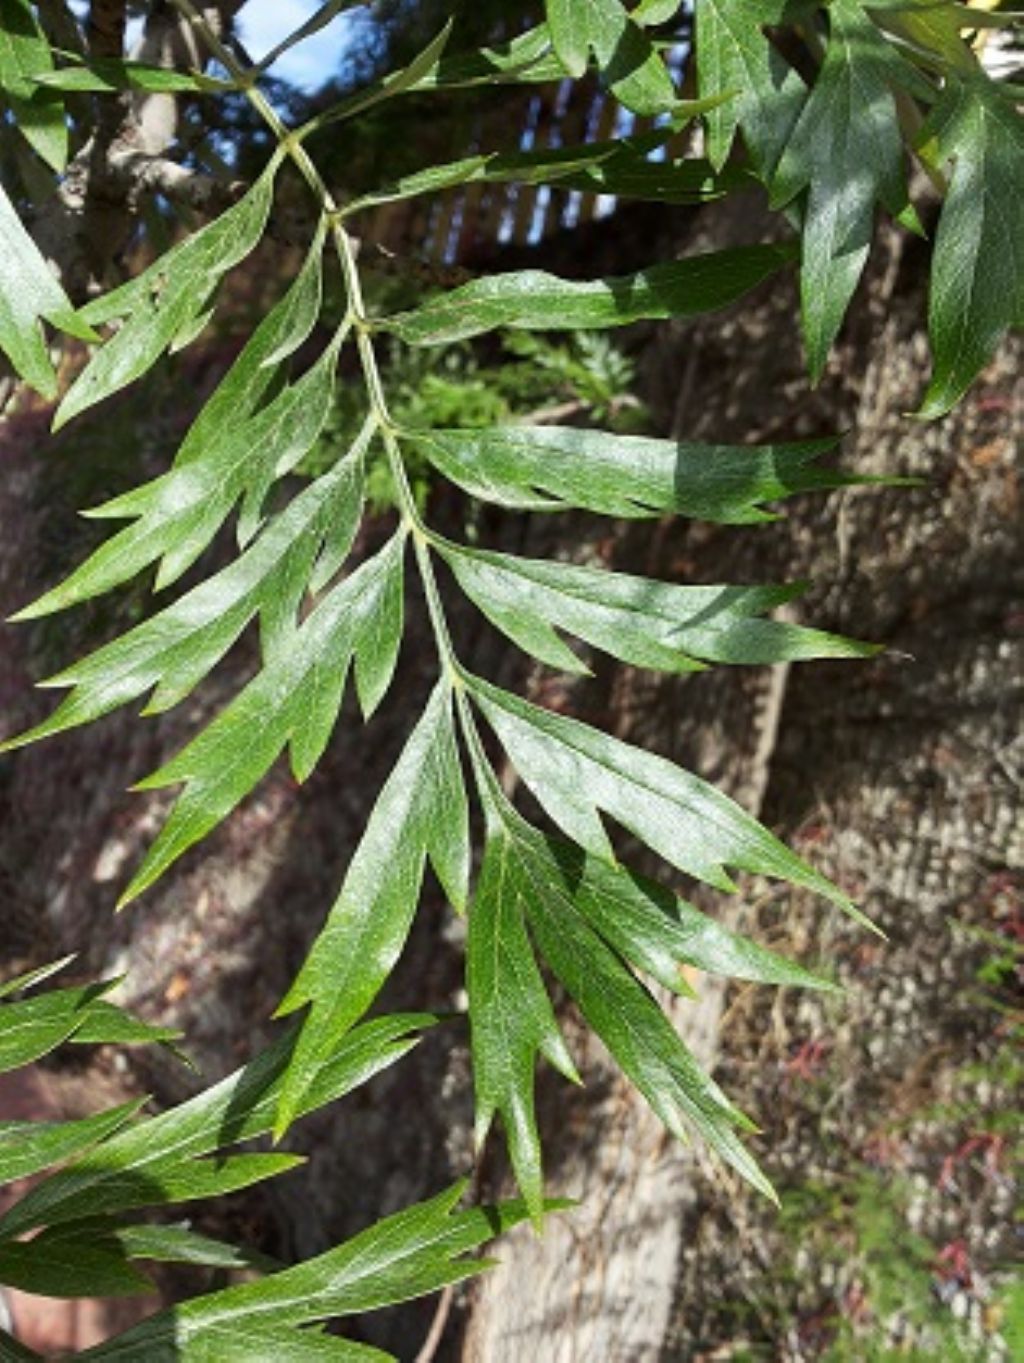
(103, 151, 246, 214)
(87, 0, 128, 59)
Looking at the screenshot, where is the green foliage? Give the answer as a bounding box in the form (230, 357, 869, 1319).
(0, 0, 1021, 1337)
(0, 961, 534, 1357)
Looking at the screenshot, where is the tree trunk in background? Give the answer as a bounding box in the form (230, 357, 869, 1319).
(1, 198, 1019, 1360)
(457, 217, 1021, 1359)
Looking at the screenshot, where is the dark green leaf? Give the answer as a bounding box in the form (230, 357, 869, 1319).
(382, 244, 797, 345)
(916, 72, 1024, 417)
(547, 0, 679, 113)
(29, 57, 226, 94)
(0, 1013, 431, 1238)
(56, 162, 279, 428)
(3, 449, 366, 755)
(542, 837, 839, 996)
(0, 181, 94, 398)
(107, 1222, 275, 1271)
(0, 1101, 144, 1186)
(0, 0, 67, 170)
(0, 981, 112, 1074)
(510, 827, 776, 1198)
(0, 1237, 153, 1297)
(697, 0, 805, 175)
(78, 1185, 540, 1361)
(274, 683, 469, 1136)
(68, 1001, 182, 1048)
(440, 541, 877, 674)
(11, 239, 330, 617)
(467, 830, 579, 1224)
(468, 675, 873, 929)
(411, 426, 875, 522)
(771, 0, 916, 378)
(116, 533, 406, 904)
(179, 1331, 390, 1362)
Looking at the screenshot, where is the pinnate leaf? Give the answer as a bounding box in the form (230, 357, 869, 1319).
(3, 450, 366, 755)
(274, 683, 469, 1135)
(546, 0, 679, 114)
(468, 675, 870, 927)
(0, 0, 68, 170)
(697, 0, 805, 175)
(118, 533, 406, 904)
(382, 244, 796, 345)
(468, 807, 777, 1199)
(78, 1184, 542, 1361)
(412, 426, 870, 522)
(467, 829, 579, 1224)
(770, 0, 917, 378)
(917, 72, 1024, 418)
(0, 182, 93, 398)
(56, 162, 279, 429)
(0, 1013, 432, 1239)
(440, 542, 877, 675)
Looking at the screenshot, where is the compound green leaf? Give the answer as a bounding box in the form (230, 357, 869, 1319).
(469, 675, 871, 928)
(0, 980, 113, 1073)
(697, 0, 805, 175)
(0, 0, 67, 170)
(0, 956, 77, 999)
(56, 161, 280, 428)
(917, 72, 1024, 417)
(0, 1237, 154, 1298)
(440, 542, 877, 674)
(547, 0, 679, 113)
(541, 837, 839, 996)
(0, 181, 93, 398)
(0, 1013, 431, 1238)
(29, 57, 225, 94)
(475, 811, 775, 1198)
(467, 829, 579, 1225)
(2, 454, 366, 757)
(382, 244, 796, 345)
(0, 1101, 145, 1187)
(412, 426, 873, 522)
(14, 352, 338, 626)
(274, 683, 469, 1136)
(78, 1184, 540, 1361)
(771, 0, 916, 378)
(118, 533, 406, 904)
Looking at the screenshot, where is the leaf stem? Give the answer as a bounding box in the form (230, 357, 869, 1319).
(170, 0, 467, 691)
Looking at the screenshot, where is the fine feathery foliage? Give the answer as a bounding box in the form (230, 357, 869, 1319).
(0, 0, 1021, 1328)
(0, 960, 543, 1358)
